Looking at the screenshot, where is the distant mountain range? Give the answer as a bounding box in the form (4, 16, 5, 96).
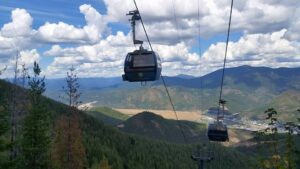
(44, 66, 300, 121)
(44, 65, 300, 91)
(45, 77, 122, 90)
(156, 65, 300, 91)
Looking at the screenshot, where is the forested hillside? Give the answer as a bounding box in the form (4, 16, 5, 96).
(0, 78, 256, 169)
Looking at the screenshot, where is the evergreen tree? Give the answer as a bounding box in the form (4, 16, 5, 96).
(0, 80, 9, 168)
(283, 122, 296, 169)
(52, 66, 86, 169)
(19, 62, 51, 169)
(263, 108, 281, 169)
(9, 52, 19, 162)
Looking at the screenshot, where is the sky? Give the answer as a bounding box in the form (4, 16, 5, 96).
(0, 0, 299, 78)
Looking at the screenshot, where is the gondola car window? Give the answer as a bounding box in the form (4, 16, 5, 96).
(126, 54, 132, 62)
(157, 55, 162, 68)
(133, 54, 155, 67)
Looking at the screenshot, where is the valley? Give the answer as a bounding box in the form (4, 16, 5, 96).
(114, 108, 267, 131)
(46, 66, 300, 122)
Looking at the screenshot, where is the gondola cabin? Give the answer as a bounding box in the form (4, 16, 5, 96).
(122, 48, 162, 82)
(207, 121, 229, 142)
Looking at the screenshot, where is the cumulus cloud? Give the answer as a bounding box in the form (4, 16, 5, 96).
(1, 1, 299, 78)
(104, 0, 300, 44)
(0, 4, 108, 77)
(43, 28, 300, 77)
(154, 42, 200, 65)
(44, 31, 203, 77)
(1, 8, 34, 37)
(44, 31, 133, 77)
(0, 8, 39, 75)
(284, 6, 300, 41)
(19, 49, 40, 66)
(200, 29, 300, 74)
(36, 4, 107, 44)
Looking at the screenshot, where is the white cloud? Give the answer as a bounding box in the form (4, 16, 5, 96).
(44, 31, 203, 77)
(36, 4, 107, 44)
(36, 22, 90, 43)
(284, 6, 300, 41)
(0, 8, 37, 57)
(154, 42, 200, 65)
(44, 31, 133, 77)
(19, 49, 40, 66)
(44, 28, 300, 77)
(1, 2, 299, 78)
(0, 49, 41, 78)
(200, 29, 300, 75)
(1, 8, 34, 37)
(104, 0, 300, 44)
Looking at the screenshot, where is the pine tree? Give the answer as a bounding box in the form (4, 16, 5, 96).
(9, 52, 19, 162)
(19, 62, 51, 169)
(283, 122, 296, 169)
(263, 108, 281, 169)
(52, 66, 86, 169)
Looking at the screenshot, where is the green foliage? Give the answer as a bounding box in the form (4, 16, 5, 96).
(256, 108, 300, 169)
(0, 82, 9, 168)
(19, 62, 51, 169)
(89, 107, 129, 121)
(86, 107, 129, 126)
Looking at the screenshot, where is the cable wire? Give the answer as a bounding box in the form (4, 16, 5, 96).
(171, 0, 181, 45)
(197, 0, 202, 58)
(217, 0, 234, 119)
(161, 75, 187, 143)
(132, 0, 188, 143)
(132, 0, 153, 51)
(197, 0, 204, 114)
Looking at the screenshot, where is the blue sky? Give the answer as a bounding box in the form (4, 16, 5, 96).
(0, 0, 299, 78)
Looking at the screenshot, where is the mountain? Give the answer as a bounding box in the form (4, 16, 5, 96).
(0, 79, 258, 169)
(116, 111, 256, 145)
(160, 65, 300, 91)
(118, 111, 207, 143)
(175, 74, 196, 79)
(45, 77, 123, 91)
(44, 66, 300, 121)
(251, 90, 300, 121)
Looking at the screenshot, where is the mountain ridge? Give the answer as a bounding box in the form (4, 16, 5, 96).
(44, 66, 300, 121)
